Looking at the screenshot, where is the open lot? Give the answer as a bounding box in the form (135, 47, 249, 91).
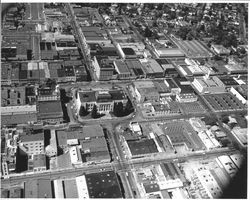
(202, 93, 247, 112)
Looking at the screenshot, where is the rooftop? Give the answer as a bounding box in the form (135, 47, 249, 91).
(25, 179, 52, 198)
(127, 139, 158, 156)
(37, 101, 63, 116)
(20, 132, 44, 143)
(85, 171, 122, 198)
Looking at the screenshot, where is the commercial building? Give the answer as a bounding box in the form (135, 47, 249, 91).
(37, 87, 60, 102)
(1, 86, 26, 106)
(173, 39, 213, 59)
(85, 171, 123, 198)
(133, 81, 160, 103)
(1, 105, 37, 125)
(230, 127, 247, 147)
(69, 146, 83, 165)
(152, 40, 185, 58)
(93, 56, 114, 81)
(76, 89, 127, 114)
(19, 132, 44, 156)
(192, 75, 225, 94)
(155, 59, 180, 77)
(56, 125, 111, 164)
(37, 101, 64, 124)
(81, 26, 111, 45)
(216, 155, 238, 178)
(30, 154, 47, 172)
(113, 60, 132, 79)
(117, 42, 145, 59)
(127, 139, 158, 158)
(211, 44, 231, 56)
(24, 179, 52, 198)
(139, 58, 164, 78)
(193, 166, 223, 198)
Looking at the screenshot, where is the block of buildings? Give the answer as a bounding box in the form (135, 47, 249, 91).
(1, 105, 37, 125)
(230, 127, 247, 147)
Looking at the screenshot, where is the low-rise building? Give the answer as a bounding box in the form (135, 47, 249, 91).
(76, 89, 127, 114)
(1, 86, 26, 106)
(37, 101, 64, 124)
(1, 105, 37, 125)
(230, 127, 247, 147)
(37, 87, 60, 102)
(139, 58, 164, 78)
(24, 179, 52, 198)
(211, 44, 231, 56)
(133, 81, 160, 103)
(192, 75, 225, 94)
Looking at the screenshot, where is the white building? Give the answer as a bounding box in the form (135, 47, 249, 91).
(192, 76, 225, 94)
(216, 155, 238, 177)
(69, 146, 82, 165)
(76, 175, 89, 199)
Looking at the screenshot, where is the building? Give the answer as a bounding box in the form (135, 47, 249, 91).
(37, 87, 60, 102)
(81, 26, 111, 45)
(93, 56, 114, 81)
(192, 75, 225, 94)
(216, 155, 238, 177)
(31, 154, 47, 172)
(45, 129, 57, 157)
(1, 105, 37, 125)
(75, 66, 88, 82)
(37, 101, 64, 124)
(19, 132, 44, 156)
(230, 127, 247, 147)
(113, 60, 132, 79)
(133, 81, 160, 103)
(85, 171, 123, 198)
(69, 146, 82, 165)
(176, 93, 198, 103)
(211, 44, 231, 56)
(155, 59, 180, 77)
(139, 58, 164, 78)
(24, 179, 52, 198)
(1, 86, 26, 106)
(75, 89, 128, 114)
(151, 40, 185, 58)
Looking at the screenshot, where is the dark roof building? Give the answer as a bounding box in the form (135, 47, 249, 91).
(127, 139, 158, 156)
(85, 171, 123, 198)
(37, 101, 63, 124)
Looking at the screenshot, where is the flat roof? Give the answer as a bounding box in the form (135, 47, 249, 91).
(25, 179, 52, 198)
(114, 60, 131, 74)
(33, 154, 46, 168)
(140, 59, 164, 74)
(37, 101, 63, 115)
(20, 132, 44, 143)
(133, 80, 155, 89)
(85, 171, 122, 198)
(127, 139, 158, 155)
(64, 179, 79, 198)
(1, 113, 37, 125)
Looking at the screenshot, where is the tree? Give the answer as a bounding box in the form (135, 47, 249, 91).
(79, 106, 89, 117)
(91, 104, 98, 119)
(144, 26, 153, 38)
(124, 98, 134, 116)
(46, 78, 57, 90)
(113, 102, 124, 117)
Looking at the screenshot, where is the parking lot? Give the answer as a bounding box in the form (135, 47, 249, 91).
(202, 93, 247, 112)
